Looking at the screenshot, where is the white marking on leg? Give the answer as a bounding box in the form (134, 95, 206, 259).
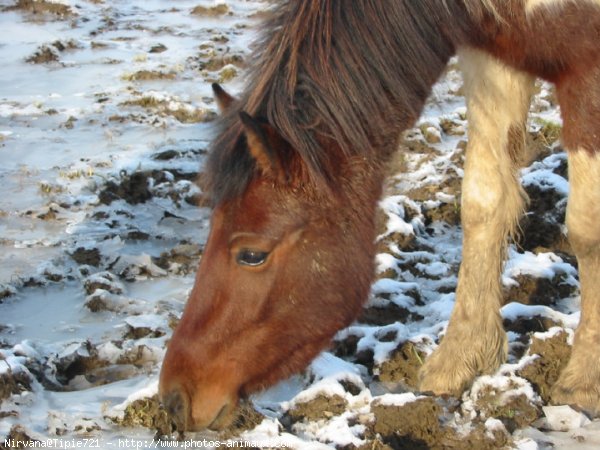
(551, 149, 600, 414)
(420, 47, 535, 394)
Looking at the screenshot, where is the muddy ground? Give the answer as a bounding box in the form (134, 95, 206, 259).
(0, 1, 596, 449)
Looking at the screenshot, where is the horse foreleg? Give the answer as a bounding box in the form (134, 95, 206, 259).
(420, 48, 534, 395)
(550, 70, 600, 414)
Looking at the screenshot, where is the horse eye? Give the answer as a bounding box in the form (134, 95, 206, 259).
(236, 249, 269, 267)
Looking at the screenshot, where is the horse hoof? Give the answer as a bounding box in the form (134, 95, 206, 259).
(419, 351, 475, 397)
(551, 380, 600, 418)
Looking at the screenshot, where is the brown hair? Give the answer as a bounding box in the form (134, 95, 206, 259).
(205, 1, 484, 204)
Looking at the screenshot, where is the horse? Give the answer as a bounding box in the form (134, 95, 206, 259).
(159, 0, 600, 431)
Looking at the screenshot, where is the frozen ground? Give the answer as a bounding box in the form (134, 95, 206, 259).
(1, 1, 599, 449)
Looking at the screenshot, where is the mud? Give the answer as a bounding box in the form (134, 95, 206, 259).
(50, 341, 109, 388)
(359, 303, 423, 327)
(99, 172, 152, 205)
(112, 395, 174, 437)
(112, 395, 263, 440)
(154, 243, 203, 275)
(519, 183, 570, 255)
(370, 397, 510, 450)
(69, 247, 102, 267)
(375, 341, 426, 389)
(5, 0, 73, 17)
(285, 394, 348, 424)
(471, 382, 541, 433)
(0, 426, 38, 450)
(26, 40, 80, 64)
(504, 274, 577, 306)
(218, 402, 265, 441)
(0, 371, 32, 403)
(83, 272, 124, 295)
(122, 70, 177, 81)
(120, 97, 216, 123)
(123, 325, 166, 340)
(190, 4, 230, 16)
(518, 330, 572, 403)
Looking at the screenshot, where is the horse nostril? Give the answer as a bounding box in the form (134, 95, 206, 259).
(163, 389, 189, 430)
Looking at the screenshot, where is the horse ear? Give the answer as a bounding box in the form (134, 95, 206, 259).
(239, 112, 284, 182)
(212, 83, 235, 113)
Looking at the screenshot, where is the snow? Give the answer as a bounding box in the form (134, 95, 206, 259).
(504, 248, 577, 281)
(113, 379, 159, 412)
(542, 405, 592, 432)
(124, 313, 167, 331)
(373, 392, 422, 407)
(286, 353, 365, 406)
(502, 303, 580, 330)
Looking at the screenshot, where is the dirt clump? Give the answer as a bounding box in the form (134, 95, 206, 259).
(439, 117, 466, 136)
(50, 341, 109, 388)
(369, 395, 514, 449)
(69, 247, 102, 267)
(529, 120, 562, 155)
(504, 274, 576, 306)
(85, 364, 139, 387)
(120, 96, 215, 123)
(376, 232, 417, 257)
(190, 4, 229, 16)
(154, 243, 203, 275)
(26, 45, 59, 63)
(219, 401, 265, 440)
(116, 344, 160, 367)
(375, 341, 425, 389)
(83, 272, 123, 295)
(98, 172, 152, 205)
(518, 330, 572, 402)
(26, 40, 80, 64)
(359, 303, 422, 327)
(0, 370, 32, 403)
(149, 43, 168, 53)
(6, 0, 72, 17)
(113, 395, 174, 437)
(122, 70, 177, 81)
(471, 385, 541, 433)
(112, 395, 262, 439)
(333, 334, 361, 360)
(423, 201, 461, 226)
(84, 290, 129, 313)
(520, 184, 570, 254)
(124, 324, 165, 340)
(0, 285, 16, 302)
(285, 394, 348, 424)
(152, 149, 182, 161)
(504, 315, 561, 337)
(0, 425, 39, 449)
(198, 54, 245, 72)
(371, 396, 441, 449)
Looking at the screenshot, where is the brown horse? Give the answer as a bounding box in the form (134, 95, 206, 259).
(159, 0, 600, 431)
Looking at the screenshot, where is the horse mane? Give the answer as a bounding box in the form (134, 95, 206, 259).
(205, 0, 489, 204)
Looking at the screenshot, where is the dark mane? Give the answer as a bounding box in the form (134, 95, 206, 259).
(206, 0, 483, 204)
